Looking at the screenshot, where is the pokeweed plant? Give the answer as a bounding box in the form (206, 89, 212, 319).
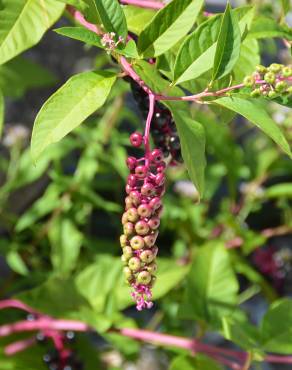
(0, 0, 292, 369)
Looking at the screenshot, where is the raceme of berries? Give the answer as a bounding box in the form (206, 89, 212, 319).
(243, 63, 292, 98)
(130, 81, 183, 164)
(121, 130, 165, 311)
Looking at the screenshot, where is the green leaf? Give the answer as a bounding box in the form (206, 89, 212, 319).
(49, 218, 83, 276)
(212, 3, 241, 81)
(222, 317, 260, 351)
(0, 56, 57, 98)
(0, 89, 3, 136)
(281, 0, 290, 15)
(94, 0, 127, 40)
(260, 299, 292, 354)
(232, 38, 260, 83)
(137, 0, 204, 58)
(0, 0, 65, 65)
(56, 0, 88, 12)
(31, 71, 116, 161)
(247, 16, 292, 40)
(55, 27, 139, 58)
(169, 108, 206, 198)
(75, 255, 121, 313)
(6, 249, 28, 276)
(179, 243, 239, 325)
(173, 7, 254, 85)
(17, 277, 90, 318)
(215, 96, 292, 158)
(169, 354, 223, 370)
(123, 5, 156, 35)
(264, 183, 292, 199)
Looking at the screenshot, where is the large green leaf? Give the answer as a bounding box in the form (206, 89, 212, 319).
(0, 56, 56, 97)
(0, 0, 65, 65)
(247, 16, 292, 40)
(137, 0, 204, 58)
(179, 243, 239, 325)
(260, 299, 292, 354)
(49, 218, 83, 277)
(173, 7, 254, 85)
(123, 5, 156, 35)
(94, 0, 127, 40)
(212, 3, 241, 81)
(56, 0, 88, 12)
(0, 89, 3, 137)
(232, 38, 260, 83)
(215, 96, 292, 158)
(169, 108, 206, 197)
(169, 355, 223, 370)
(31, 71, 116, 161)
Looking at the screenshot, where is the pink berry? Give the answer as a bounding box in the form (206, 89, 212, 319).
(155, 173, 165, 186)
(156, 162, 166, 173)
(149, 197, 161, 211)
(135, 220, 150, 236)
(135, 165, 148, 179)
(127, 174, 137, 187)
(141, 183, 156, 196)
(149, 149, 163, 164)
(125, 196, 133, 210)
(130, 132, 143, 147)
(144, 232, 158, 247)
(129, 191, 141, 206)
(125, 184, 133, 194)
(148, 217, 160, 230)
(137, 204, 152, 218)
(126, 156, 137, 170)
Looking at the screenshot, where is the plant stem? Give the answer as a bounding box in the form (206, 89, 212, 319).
(144, 93, 155, 163)
(120, 0, 163, 9)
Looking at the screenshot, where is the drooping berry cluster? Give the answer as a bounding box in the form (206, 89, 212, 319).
(130, 82, 183, 164)
(120, 132, 165, 310)
(243, 63, 292, 98)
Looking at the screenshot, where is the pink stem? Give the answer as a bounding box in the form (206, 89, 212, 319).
(266, 355, 292, 364)
(207, 353, 243, 370)
(0, 318, 89, 336)
(120, 0, 163, 9)
(144, 93, 155, 163)
(4, 336, 36, 356)
(66, 5, 102, 35)
(0, 299, 39, 314)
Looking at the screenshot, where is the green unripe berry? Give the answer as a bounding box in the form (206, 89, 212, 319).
(123, 222, 134, 236)
(264, 72, 276, 84)
(121, 212, 128, 225)
(243, 76, 255, 87)
(137, 270, 151, 285)
(123, 266, 133, 280)
(123, 246, 133, 260)
(130, 235, 145, 250)
(256, 65, 267, 74)
(275, 81, 288, 92)
(282, 66, 292, 78)
(268, 90, 277, 99)
(121, 255, 127, 264)
(250, 88, 261, 97)
(146, 262, 157, 274)
(127, 207, 139, 223)
(269, 63, 282, 73)
(120, 234, 128, 248)
(128, 257, 141, 271)
(140, 250, 155, 263)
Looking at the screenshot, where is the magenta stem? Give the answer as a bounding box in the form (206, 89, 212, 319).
(67, 5, 102, 35)
(144, 93, 155, 163)
(0, 299, 39, 314)
(120, 0, 163, 9)
(4, 336, 36, 356)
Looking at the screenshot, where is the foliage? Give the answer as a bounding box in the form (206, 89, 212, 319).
(0, 0, 292, 369)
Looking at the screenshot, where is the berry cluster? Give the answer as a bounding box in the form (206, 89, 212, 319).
(130, 82, 183, 164)
(243, 63, 292, 98)
(121, 132, 165, 310)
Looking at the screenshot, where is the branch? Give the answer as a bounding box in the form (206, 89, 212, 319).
(120, 0, 163, 9)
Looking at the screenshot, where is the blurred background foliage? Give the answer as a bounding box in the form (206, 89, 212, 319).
(0, 0, 292, 369)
